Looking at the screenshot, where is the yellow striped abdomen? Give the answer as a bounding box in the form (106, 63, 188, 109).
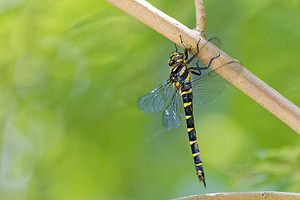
(181, 86, 206, 187)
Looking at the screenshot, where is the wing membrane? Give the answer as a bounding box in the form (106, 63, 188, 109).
(137, 80, 174, 113)
(162, 90, 184, 129)
(191, 68, 229, 105)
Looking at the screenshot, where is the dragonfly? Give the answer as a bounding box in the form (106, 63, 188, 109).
(137, 36, 230, 187)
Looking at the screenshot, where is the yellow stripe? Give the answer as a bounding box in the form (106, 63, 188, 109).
(184, 102, 192, 107)
(176, 82, 180, 87)
(181, 88, 192, 95)
(177, 59, 183, 63)
(193, 152, 200, 157)
(185, 73, 190, 82)
(189, 140, 196, 145)
(196, 163, 202, 166)
(178, 66, 185, 75)
(187, 128, 193, 132)
(172, 66, 178, 72)
(169, 52, 177, 58)
(185, 115, 192, 119)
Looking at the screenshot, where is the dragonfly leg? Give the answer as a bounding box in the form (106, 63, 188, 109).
(207, 53, 220, 68)
(180, 35, 189, 59)
(191, 70, 201, 76)
(186, 39, 201, 65)
(190, 53, 221, 75)
(174, 43, 178, 52)
(189, 62, 206, 76)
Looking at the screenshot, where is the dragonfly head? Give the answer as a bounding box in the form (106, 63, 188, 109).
(168, 52, 185, 67)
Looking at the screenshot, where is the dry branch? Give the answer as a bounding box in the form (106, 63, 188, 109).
(106, 0, 300, 134)
(194, 0, 206, 38)
(173, 191, 300, 200)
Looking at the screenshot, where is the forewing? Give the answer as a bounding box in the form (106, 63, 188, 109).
(162, 90, 184, 130)
(137, 80, 174, 113)
(191, 68, 229, 105)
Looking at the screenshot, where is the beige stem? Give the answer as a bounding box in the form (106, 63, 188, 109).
(173, 191, 300, 200)
(194, 0, 206, 38)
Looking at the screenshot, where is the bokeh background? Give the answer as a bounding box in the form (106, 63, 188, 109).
(1, 0, 300, 199)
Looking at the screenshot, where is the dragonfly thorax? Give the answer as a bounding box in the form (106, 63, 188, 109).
(169, 64, 191, 90)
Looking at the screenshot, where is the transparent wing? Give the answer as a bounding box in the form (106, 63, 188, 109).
(191, 68, 229, 105)
(137, 80, 174, 113)
(187, 37, 229, 104)
(162, 90, 184, 130)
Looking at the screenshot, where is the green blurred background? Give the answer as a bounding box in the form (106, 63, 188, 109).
(1, 0, 300, 199)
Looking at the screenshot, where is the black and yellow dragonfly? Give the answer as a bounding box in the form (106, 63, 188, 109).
(137, 36, 229, 187)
